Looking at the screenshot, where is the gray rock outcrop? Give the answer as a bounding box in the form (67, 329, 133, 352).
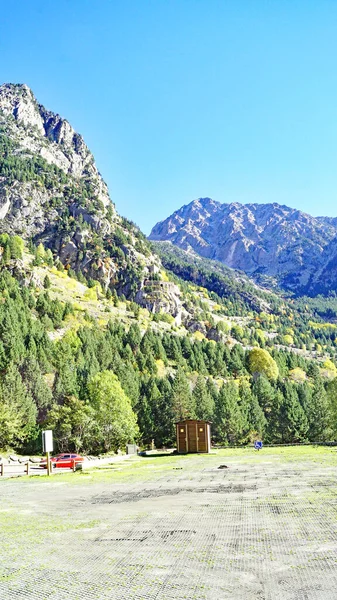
(149, 197, 337, 291)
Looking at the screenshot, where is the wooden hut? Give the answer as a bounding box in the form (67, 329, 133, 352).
(176, 419, 211, 453)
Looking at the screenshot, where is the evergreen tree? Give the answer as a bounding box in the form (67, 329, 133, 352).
(214, 381, 243, 445)
(20, 356, 53, 420)
(43, 275, 51, 289)
(252, 375, 275, 415)
(171, 367, 195, 421)
(193, 375, 214, 421)
(306, 378, 331, 441)
(0, 363, 37, 448)
(277, 381, 308, 443)
(239, 379, 266, 442)
(153, 378, 174, 447)
(53, 363, 79, 403)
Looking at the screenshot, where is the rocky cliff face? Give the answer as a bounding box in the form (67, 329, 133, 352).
(0, 83, 110, 207)
(0, 83, 160, 299)
(149, 198, 337, 292)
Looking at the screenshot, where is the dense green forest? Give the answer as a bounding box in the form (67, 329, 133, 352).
(1, 236, 337, 455)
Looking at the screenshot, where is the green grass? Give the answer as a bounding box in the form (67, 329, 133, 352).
(7, 445, 337, 487)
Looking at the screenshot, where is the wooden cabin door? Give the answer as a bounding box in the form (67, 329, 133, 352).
(197, 423, 207, 452)
(178, 424, 187, 453)
(187, 422, 198, 452)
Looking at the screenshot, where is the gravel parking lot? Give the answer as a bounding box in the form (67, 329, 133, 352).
(1, 447, 337, 599)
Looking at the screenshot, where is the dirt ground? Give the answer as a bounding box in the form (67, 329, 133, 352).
(1, 447, 337, 599)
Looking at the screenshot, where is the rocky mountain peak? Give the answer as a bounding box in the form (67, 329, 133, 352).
(0, 82, 110, 205)
(0, 83, 163, 304)
(0, 83, 43, 132)
(149, 198, 337, 291)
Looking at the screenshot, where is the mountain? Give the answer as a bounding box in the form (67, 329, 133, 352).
(306, 236, 337, 296)
(2, 86, 337, 455)
(149, 197, 337, 292)
(0, 83, 301, 320)
(152, 240, 282, 315)
(0, 83, 160, 301)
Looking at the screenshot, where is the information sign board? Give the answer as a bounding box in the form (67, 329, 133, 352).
(42, 430, 53, 453)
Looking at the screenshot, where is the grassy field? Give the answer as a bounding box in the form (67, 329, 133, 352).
(1, 446, 337, 599)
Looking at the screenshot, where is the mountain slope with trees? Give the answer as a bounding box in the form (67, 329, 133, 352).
(0, 235, 337, 454)
(0, 83, 156, 300)
(1, 84, 337, 455)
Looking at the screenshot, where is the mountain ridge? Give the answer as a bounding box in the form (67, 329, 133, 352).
(0, 82, 167, 305)
(149, 197, 337, 294)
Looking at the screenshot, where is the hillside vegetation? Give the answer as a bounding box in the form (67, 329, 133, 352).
(1, 235, 337, 456)
(2, 84, 337, 457)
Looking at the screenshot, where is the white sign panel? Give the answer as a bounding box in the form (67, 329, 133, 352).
(42, 430, 53, 453)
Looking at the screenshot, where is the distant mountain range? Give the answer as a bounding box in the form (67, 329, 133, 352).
(149, 197, 337, 295)
(2, 83, 337, 300)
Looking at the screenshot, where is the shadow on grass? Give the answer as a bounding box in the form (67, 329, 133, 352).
(138, 451, 178, 458)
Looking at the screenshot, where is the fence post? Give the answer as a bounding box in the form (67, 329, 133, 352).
(26, 462, 30, 476)
(0, 463, 3, 477)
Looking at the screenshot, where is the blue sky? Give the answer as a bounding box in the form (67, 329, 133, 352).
(2, 1, 337, 233)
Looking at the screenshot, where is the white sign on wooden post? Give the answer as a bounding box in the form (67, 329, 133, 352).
(42, 430, 53, 453)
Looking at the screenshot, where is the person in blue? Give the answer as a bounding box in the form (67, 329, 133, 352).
(254, 441, 263, 450)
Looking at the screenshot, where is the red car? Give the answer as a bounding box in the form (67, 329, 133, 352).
(41, 453, 84, 469)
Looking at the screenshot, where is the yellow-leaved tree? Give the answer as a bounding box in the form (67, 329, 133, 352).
(248, 348, 279, 381)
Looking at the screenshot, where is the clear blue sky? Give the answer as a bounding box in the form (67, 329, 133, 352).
(2, 1, 337, 233)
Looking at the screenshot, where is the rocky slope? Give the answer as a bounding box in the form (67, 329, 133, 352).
(0, 83, 165, 304)
(306, 236, 337, 296)
(149, 198, 337, 292)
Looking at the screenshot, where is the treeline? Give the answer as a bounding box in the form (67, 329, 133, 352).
(0, 268, 336, 455)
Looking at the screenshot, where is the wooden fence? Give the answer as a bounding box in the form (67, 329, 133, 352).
(0, 462, 30, 476)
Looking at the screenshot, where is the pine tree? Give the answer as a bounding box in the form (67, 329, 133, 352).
(127, 323, 142, 352)
(307, 378, 332, 441)
(206, 377, 219, 406)
(53, 363, 79, 403)
(2, 243, 10, 265)
(35, 242, 46, 265)
(239, 379, 266, 442)
(327, 378, 337, 439)
(43, 275, 51, 289)
(193, 375, 214, 421)
(277, 381, 308, 443)
(252, 375, 275, 415)
(266, 389, 284, 443)
(45, 249, 54, 267)
(20, 356, 53, 420)
(153, 378, 174, 447)
(171, 367, 195, 421)
(0, 363, 37, 448)
(113, 355, 140, 408)
(214, 381, 243, 445)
